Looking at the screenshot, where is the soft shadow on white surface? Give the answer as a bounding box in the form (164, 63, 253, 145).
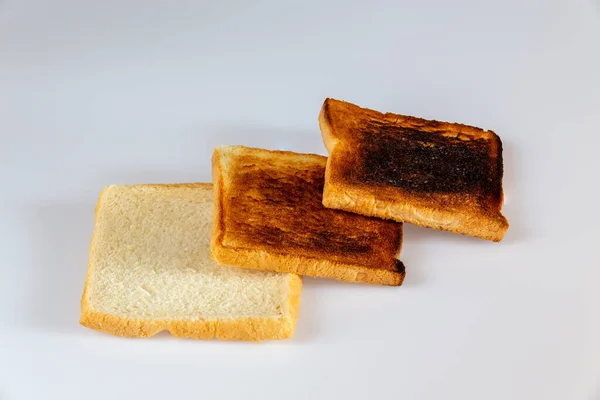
(400, 223, 481, 287)
(27, 204, 93, 334)
(95, 168, 213, 187)
(500, 140, 526, 243)
(590, 383, 600, 400)
(303, 275, 415, 295)
(402, 223, 485, 245)
(200, 125, 326, 155)
(399, 257, 427, 287)
(289, 279, 318, 343)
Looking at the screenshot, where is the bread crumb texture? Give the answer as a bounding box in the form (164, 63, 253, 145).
(80, 183, 301, 341)
(211, 146, 405, 286)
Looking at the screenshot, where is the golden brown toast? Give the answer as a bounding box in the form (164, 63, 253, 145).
(319, 98, 508, 242)
(211, 145, 405, 286)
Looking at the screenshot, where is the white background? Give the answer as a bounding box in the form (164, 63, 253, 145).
(1, 0, 599, 399)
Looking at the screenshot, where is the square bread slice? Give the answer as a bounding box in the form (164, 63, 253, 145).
(211, 145, 405, 286)
(319, 98, 509, 242)
(80, 183, 301, 341)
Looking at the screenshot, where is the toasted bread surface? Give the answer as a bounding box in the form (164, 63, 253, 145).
(211, 146, 405, 286)
(80, 183, 301, 341)
(319, 98, 508, 241)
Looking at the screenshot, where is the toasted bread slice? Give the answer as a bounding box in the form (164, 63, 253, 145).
(211, 146, 405, 286)
(319, 98, 509, 242)
(80, 183, 301, 341)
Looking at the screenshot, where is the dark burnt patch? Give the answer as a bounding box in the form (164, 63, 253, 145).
(394, 259, 406, 274)
(225, 161, 401, 262)
(355, 120, 500, 197)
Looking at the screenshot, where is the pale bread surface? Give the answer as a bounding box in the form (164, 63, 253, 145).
(80, 183, 301, 340)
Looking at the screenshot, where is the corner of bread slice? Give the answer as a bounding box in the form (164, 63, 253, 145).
(319, 98, 347, 153)
(319, 99, 364, 189)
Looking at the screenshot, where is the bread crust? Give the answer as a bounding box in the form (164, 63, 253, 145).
(80, 275, 302, 341)
(211, 146, 405, 286)
(80, 183, 302, 341)
(211, 242, 405, 286)
(319, 98, 508, 242)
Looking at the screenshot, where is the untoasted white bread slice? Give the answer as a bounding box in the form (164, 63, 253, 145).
(319, 98, 509, 242)
(211, 146, 405, 286)
(80, 183, 301, 341)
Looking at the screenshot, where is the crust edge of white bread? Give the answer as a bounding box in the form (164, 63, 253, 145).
(80, 183, 302, 341)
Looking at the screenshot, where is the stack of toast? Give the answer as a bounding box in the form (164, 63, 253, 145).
(80, 98, 508, 341)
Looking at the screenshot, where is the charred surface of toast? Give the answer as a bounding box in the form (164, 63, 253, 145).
(224, 154, 402, 269)
(354, 120, 502, 199)
(394, 260, 406, 275)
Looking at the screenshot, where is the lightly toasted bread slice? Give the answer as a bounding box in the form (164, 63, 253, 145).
(80, 183, 301, 341)
(211, 145, 405, 286)
(319, 98, 509, 242)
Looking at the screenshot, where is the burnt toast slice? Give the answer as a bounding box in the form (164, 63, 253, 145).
(319, 98, 508, 242)
(211, 145, 405, 286)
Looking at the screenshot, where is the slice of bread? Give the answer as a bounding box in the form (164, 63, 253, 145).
(319, 98, 509, 242)
(80, 183, 301, 341)
(211, 145, 405, 286)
